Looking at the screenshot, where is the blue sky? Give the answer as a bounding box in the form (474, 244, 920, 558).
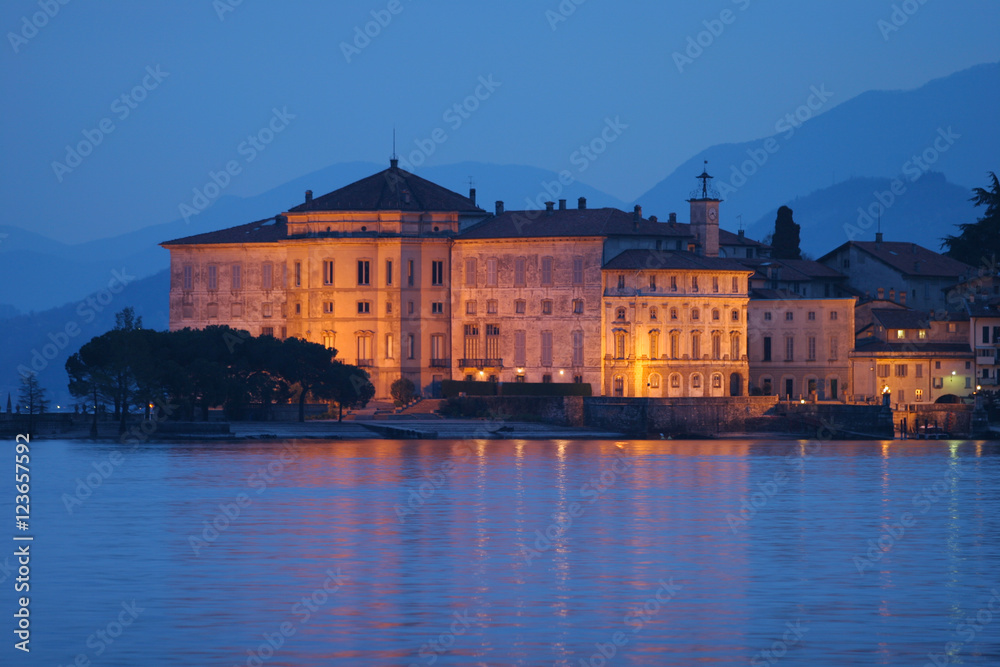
(2, 0, 998, 243)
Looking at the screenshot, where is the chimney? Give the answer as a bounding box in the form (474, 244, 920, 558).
(633, 205, 642, 223)
(469, 188, 476, 205)
(649, 215, 657, 223)
(900, 291, 907, 306)
(578, 197, 587, 210)
(558, 199, 566, 210)
(668, 212, 677, 225)
(545, 201, 555, 215)
(305, 190, 313, 204)
(738, 229, 745, 239)
(495, 200, 504, 215)
(875, 232, 883, 243)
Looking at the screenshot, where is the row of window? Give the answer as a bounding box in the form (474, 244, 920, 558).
(465, 299, 586, 315)
(761, 335, 839, 362)
(613, 274, 743, 294)
(352, 332, 447, 362)
(612, 330, 742, 361)
(462, 327, 587, 367)
(465, 256, 586, 288)
(610, 372, 725, 396)
(614, 306, 741, 323)
(180, 259, 443, 291)
(762, 310, 839, 322)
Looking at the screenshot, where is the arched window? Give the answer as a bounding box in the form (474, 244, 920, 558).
(670, 332, 680, 359)
(649, 306, 658, 321)
(613, 375, 625, 397)
(731, 334, 741, 360)
(712, 373, 723, 388)
(712, 309, 720, 321)
(649, 373, 661, 389)
(649, 330, 660, 359)
(712, 332, 722, 360)
(670, 373, 681, 388)
(670, 308, 678, 320)
(692, 308, 700, 321)
(691, 373, 702, 389)
(615, 307, 627, 321)
(691, 331, 701, 359)
(615, 332, 627, 359)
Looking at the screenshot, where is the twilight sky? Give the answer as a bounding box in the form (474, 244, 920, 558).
(2, 0, 998, 244)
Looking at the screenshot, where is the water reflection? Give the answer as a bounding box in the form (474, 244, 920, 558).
(8, 439, 1000, 666)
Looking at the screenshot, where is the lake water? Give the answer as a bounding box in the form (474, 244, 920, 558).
(4, 438, 999, 666)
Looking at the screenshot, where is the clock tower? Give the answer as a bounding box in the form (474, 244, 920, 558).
(688, 161, 721, 257)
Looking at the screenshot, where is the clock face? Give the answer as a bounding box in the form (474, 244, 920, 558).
(708, 207, 717, 222)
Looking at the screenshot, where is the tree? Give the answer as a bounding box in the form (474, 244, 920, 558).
(18, 372, 50, 435)
(771, 206, 802, 260)
(390, 377, 416, 406)
(942, 171, 1000, 266)
(325, 363, 376, 421)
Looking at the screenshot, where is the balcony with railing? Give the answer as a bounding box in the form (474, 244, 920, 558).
(430, 358, 451, 368)
(356, 358, 374, 367)
(459, 358, 503, 369)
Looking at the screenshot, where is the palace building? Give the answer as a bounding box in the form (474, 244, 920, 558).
(160, 160, 825, 400)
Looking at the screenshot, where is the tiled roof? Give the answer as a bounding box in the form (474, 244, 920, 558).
(870, 308, 933, 330)
(720, 229, 769, 247)
(602, 248, 753, 272)
(741, 258, 847, 283)
(820, 241, 974, 278)
(457, 208, 694, 240)
(161, 216, 287, 246)
(289, 162, 483, 213)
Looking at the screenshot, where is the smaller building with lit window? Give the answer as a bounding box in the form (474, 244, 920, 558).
(850, 308, 974, 407)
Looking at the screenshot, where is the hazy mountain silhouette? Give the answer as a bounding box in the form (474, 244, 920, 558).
(633, 62, 998, 243)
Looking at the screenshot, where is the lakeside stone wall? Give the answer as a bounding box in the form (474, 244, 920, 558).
(583, 396, 779, 436)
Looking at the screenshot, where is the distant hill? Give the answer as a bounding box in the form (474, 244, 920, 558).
(746, 172, 973, 257)
(0, 270, 169, 409)
(633, 62, 998, 250)
(0, 161, 626, 312)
